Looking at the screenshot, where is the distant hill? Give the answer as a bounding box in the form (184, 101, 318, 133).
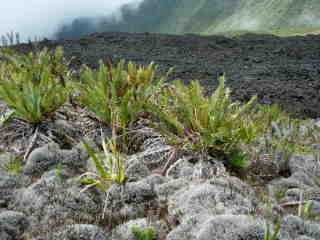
(56, 0, 320, 39)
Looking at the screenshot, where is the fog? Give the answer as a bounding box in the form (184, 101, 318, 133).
(0, 0, 143, 41)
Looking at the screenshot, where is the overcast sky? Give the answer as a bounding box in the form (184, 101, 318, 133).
(0, 0, 142, 41)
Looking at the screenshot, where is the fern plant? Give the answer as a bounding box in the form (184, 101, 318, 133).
(148, 75, 259, 168)
(264, 221, 281, 240)
(0, 47, 71, 124)
(132, 226, 156, 240)
(79, 60, 166, 131)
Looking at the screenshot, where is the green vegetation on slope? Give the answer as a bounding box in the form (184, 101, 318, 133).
(1, 46, 318, 172)
(56, 0, 320, 38)
(97, 0, 320, 36)
(0, 47, 71, 124)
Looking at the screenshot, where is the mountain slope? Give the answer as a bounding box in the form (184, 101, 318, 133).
(209, 0, 320, 35)
(55, 0, 320, 39)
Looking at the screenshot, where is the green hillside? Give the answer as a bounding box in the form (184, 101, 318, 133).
(115, 0, 320, 36)
(56, 0, 320, 38)
(207, 0, 320, 35)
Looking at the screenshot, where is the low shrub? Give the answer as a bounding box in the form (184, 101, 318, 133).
(79, 60, 166, 132)
(0, 47, 71, 124)
(148, 75, 259, 168)
(132, 226, 156, 240)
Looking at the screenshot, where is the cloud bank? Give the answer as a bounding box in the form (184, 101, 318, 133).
(0, 0, 142, 41)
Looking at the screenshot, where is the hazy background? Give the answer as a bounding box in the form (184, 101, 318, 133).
(1, 0, 319, 42)
(0, 0, 142, 41)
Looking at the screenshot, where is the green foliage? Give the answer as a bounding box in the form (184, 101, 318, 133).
(254, 104, 286, 133)
(229, 150, 250, 169)
(3, 156, 23, 175)
(0, 47, 71, 124)
(274, 188, 287, 202)
(132, 226, 156, 240)
(80, 138, 127, 192)
(264, 221, 281, 240)
(303, 201, 313, 219)
(79, 60, 166, 131)
(0, 109, 14, 127)
(148, 75, 259, 167)
(92, 0, 320, 37)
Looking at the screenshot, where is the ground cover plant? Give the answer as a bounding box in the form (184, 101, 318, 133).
(132, 226, 156, 240)
(0, 47, 75, 156)
(0, 47, 71, 124)
(1, 46, 320, 239)
(78, 60, 167, 133)
(147, 74, 260, 168)
(0, 46, 316, 168)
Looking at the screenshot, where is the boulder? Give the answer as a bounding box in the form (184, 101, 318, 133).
(156, 178, 189, 201)
(142, 174, 167, 188)
(268, 153, 320, 206)
(0, 170, 31, 207)
(168, 177, 256, 220)
(24, 141, 93, 176)
(49, 224, 108, 240)
(280, 215, 320, 240)
(13, 169, 102, 230)
(167, 215, 264, 240)
(0, 211, 29, 240)
(103, 178, 158, 224)
(196, 215, 264, 240)
(166, 157, 226, 180)
(126, 158, 151, 182)
(289, 154, 320, 176)
(24, 143, 60, 176)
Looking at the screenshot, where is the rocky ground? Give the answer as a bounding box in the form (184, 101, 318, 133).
(15, 32, 320, 118)
(1, 32, 320, 239)
(0, 120, 320, 239)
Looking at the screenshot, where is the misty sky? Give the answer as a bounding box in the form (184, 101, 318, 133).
(0, 0, 142, 40)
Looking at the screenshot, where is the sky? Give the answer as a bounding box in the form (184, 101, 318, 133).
(0, 0, 142, 41)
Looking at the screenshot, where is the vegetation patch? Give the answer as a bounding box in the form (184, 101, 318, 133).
(148, 75, 259, 168)
(0, 46, 320, 239)
(78, 60, 167, 132)
(0, 47, 71, 124)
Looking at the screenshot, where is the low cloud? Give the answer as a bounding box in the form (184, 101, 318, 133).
(0, 0, 143, 41)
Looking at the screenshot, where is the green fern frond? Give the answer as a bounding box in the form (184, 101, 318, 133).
(149, 75, 259, 168)
(79, 60, 168, 132)
(0, 47, 71, 124)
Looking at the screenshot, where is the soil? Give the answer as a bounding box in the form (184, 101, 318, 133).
(15, 32, 320, 118)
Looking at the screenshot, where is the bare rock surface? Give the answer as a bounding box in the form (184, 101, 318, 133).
(24, 142, 91, 176)
(12, 169, 102, 231)
(268, 154, 320, 211)
(15, 32, 320, 118)
(0, 211, 29, 240)
(0, 127, 319, 239)
(47, 224, 109, 240)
